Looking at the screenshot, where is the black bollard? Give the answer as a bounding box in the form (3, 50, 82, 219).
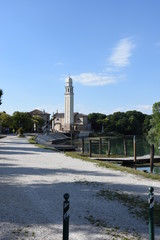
(63, 193, 70, 240)
(148, 187, 154, 240)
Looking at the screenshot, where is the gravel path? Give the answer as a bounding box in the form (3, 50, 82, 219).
(0, 135, 160, 240)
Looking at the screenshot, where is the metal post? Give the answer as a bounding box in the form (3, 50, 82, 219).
(123, 137, 127, 157)
(108, 140, 111, 157)
(89, 140, 92, 157)
(63, 193, 70, 240)
(99, 138, 102, 155)
(148, 187, 154, 240)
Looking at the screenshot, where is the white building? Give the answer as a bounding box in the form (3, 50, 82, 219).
(52, 77, 91, 133)
(64, 76, 74, 131)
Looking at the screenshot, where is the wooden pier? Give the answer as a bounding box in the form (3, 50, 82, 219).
(90, 155, 160, 166)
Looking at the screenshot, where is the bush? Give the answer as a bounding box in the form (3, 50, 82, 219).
(17, 127, 24, 136)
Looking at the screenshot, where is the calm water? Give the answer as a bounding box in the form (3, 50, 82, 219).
(136, 166, 160, 174)
(71, 136, 159, 157)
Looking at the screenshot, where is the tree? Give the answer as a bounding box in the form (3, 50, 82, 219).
(88, 110, 151, 136)
(32, 115, 44, 132)
(12, 111, 33, 132)
(0, 112, 12, 133)
(142, 115, 152, 135)
(88, 113, 106, 132)
(0, 89, 3, 105)
(148, 102, 160, 144)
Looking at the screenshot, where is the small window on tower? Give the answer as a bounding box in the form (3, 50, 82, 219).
(68, 88, 69, 92)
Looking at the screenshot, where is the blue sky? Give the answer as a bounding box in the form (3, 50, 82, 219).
(0, 0, 160, 116)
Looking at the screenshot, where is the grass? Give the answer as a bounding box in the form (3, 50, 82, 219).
(65, 151, 160, 181)
(28, 136, 37, 144)
(85, 215, 141, 240)
(28, 136, 59, 151)
(96, 189, 160, 227)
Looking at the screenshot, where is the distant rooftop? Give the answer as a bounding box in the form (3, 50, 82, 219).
(29, 109, 50, 116)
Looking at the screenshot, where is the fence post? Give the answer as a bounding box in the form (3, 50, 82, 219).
(133, 135, 136, 162)
(148, 187, 154, 240)
(89, 140, 92, 157)
(150, 144, 154, 173)
(82, 137, 84, 154)
(99, 138, 102, 155)
(123, 137, 127, 157)
(108, 140, 111, 157)
(63, 193, 70, 240)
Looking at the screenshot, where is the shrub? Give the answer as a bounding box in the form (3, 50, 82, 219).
(17, 127, 24, 136)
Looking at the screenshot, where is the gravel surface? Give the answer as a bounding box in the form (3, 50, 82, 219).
(0, 135, 160, 240)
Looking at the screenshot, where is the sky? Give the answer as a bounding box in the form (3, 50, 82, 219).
(0, 0, 160, 116)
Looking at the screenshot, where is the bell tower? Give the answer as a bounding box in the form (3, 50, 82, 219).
(64, 76, 74, 131)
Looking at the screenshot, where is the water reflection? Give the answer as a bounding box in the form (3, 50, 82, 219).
(68, 136, 159, 156)
(136, 165, 160, 174)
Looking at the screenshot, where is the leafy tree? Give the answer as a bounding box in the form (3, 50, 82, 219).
(0, 112, 12, 132)
(32, 115, 44, 132)
(0, 89, 3, 105)
(143, 115, 152, 135)
(148, 102, 160, 144)
(126, 111, 145, 135)
(12, 111, 33, 132)
(88, 113, 106, 132)
(88, 110, 151, 136)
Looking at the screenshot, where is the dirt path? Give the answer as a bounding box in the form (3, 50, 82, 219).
(0, 135, 160, 240)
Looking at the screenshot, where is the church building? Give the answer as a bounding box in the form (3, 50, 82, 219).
(51, 77, 90, 133)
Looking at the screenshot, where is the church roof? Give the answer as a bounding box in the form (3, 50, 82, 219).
(29, 109, 50, 116)
(74, 112, 88, 117)
(53, 112, 87, 118)
(54, 113, 64, 118)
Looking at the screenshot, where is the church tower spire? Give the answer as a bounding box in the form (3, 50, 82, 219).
(64, 76, 74, 131)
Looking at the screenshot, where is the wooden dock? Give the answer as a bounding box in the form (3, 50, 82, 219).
(90, 155, 160, 165)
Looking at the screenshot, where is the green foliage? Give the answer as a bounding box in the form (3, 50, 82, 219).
(88, 111, 151, 135)
(0, 112, 13, 132)
(88, 113, 107, 132)
(12, 111, 33, 132)
(0, 110, 46, 133)
(32, 115, 45, 131)
(148, 101, 160, 144)
(0, 89, 3, 105)
(97, 189, 160, 227)
(28, 136, 36, 144)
